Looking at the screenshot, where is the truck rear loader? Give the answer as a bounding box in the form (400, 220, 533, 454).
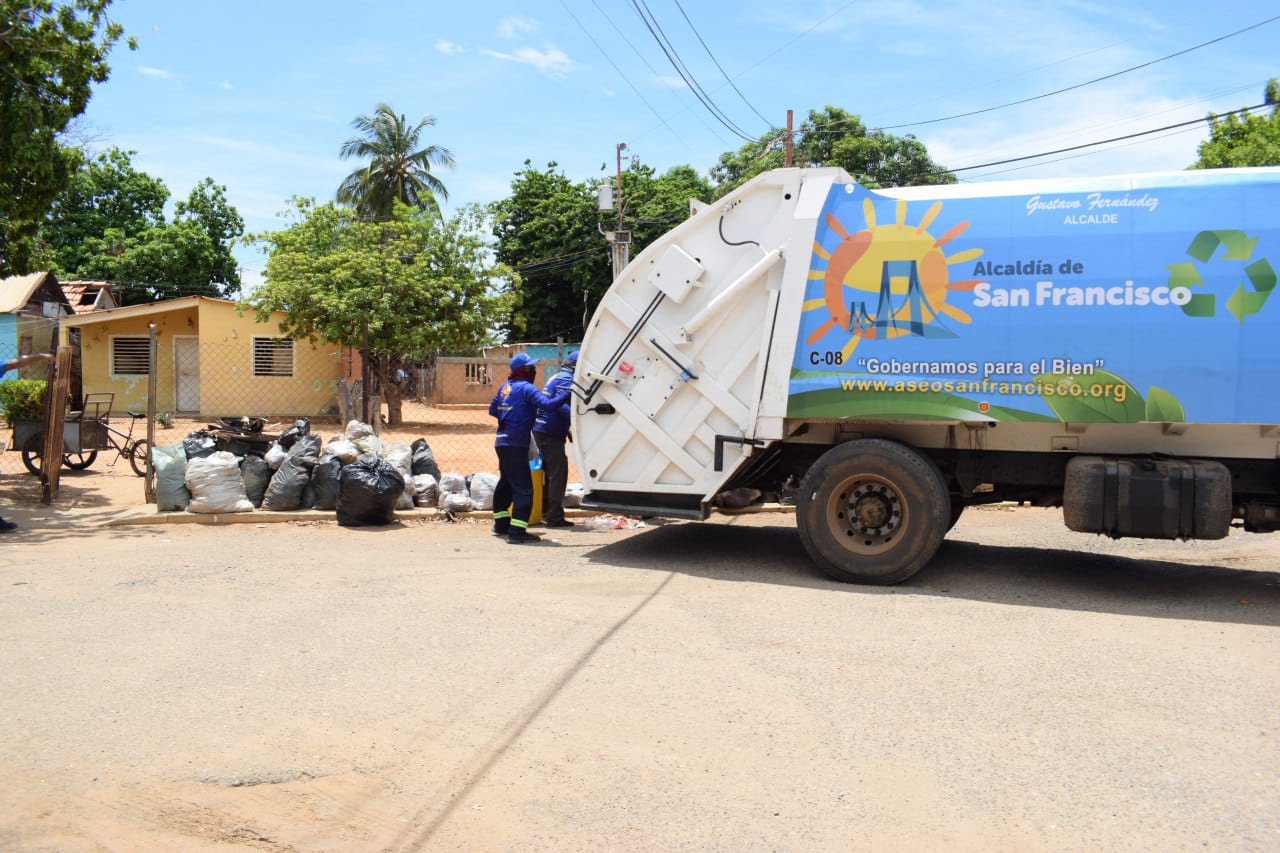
(569, 167, 1280, 584)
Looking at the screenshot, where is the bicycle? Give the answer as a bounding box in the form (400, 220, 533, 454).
(22, 411, 150, 478)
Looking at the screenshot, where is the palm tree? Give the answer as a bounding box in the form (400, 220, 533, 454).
(337, 104, 455, 220)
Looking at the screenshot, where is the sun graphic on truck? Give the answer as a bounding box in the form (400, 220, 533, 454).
(803, 193, 985, 363)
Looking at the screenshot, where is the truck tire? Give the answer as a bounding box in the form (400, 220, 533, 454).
(796, 439, 949, 585)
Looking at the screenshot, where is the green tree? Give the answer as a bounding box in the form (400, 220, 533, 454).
(710, 105, 956, 197)
(625, 163, 714, 249)
(1190, 79, 1280, 168)
(175, 177, 245, 289)
(491, 160, 712, 342)
(490, 162, 602, 341)
(41, 148, 244, 301)
(75, 221, 226, 303)
(0, 0, 133, 274)
(245, 199, 516, 424)
(43, 147, 168, 275)
(336, 103, 455, 221)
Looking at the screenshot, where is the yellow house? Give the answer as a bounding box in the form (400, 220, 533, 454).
(60, 297, 351, 417)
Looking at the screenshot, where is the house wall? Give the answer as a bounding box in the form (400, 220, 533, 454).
(435, 358, 512, 405)
(195, 302, 345, 417)
(76, 305, 196, 413)
(74, 300, 346, 417)
(0, 315, 15, 362)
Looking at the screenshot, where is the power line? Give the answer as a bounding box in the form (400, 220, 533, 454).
(671, 0, 772, 127)
(626, 0, 858, 147)
(557, 0, 694, 151)
(965, 124, 1210, 179)
(865, 0, 1264, 125)
(934, 78, 1268, 167)
(628, 0, 757, 141)
(914, 102, 1267, 179)
(512, 246, 605, 273)
(872, 13, 1280, 132)
(586, 0, 733, 148)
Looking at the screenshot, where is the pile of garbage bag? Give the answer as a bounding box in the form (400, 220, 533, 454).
(153, 417, 587, 526)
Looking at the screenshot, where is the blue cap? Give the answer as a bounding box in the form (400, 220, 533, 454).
(510, 352, 539, 370)
(566, 351, 579, 365)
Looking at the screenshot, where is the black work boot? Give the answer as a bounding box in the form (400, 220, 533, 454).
(507, 529, 542, 544)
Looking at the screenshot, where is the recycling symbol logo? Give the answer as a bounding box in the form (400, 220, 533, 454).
(1166, 230, 1276, 322)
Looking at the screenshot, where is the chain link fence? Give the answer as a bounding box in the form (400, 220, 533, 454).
(0, 317, 59, 477)
(0, 331, 579, 509)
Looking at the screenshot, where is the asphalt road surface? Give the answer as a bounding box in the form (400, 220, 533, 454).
(1, 506, 1276, 850)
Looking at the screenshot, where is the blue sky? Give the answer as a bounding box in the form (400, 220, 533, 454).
(77, 0, 1278, 288)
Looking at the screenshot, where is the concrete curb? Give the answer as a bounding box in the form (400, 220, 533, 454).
(102, 507, 598, 527)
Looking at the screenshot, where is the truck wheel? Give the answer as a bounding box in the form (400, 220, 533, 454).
(796, 439, 949, 585)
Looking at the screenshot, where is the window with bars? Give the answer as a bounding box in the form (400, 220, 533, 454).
(110, 336, 152, 375)
(252, 337, 294, 377)
(464, 362, 490, 385)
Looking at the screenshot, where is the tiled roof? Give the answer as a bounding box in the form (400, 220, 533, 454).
(60, 280, 117, 315)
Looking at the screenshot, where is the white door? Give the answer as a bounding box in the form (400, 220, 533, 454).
(174, 337, 200, 412)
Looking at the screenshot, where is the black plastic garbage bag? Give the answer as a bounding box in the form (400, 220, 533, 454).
(288, 432, 322, 460)
(278, 417, 311, 450)
(182, 430, 218, 460)
(240, 454, 272, 507)
(311, 457, 342, 510)
(262, 454, 314, 511)
(336, 455, 405, 527)
(410, 438, 441, 480)
(216, 416, 266, 434)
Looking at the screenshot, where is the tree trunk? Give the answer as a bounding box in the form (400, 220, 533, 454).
(335, 378, 356, 425)
(386, 383, 402, 426)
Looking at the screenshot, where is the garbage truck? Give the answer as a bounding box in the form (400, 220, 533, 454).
(570, 166, 1280, 584)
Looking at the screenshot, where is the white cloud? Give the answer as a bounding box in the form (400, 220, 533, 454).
(920, 83, 1220, 181)
(496, 16, 538, 39)
(483, 46, 572, 78)
(435, 39, 463, 55)
(219, 81, 234, 91)
(653, 75, 688, 89)
(137, 66, 176, 80)
(605, 89, 616, 97)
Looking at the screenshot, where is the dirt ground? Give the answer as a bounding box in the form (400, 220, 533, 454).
(0, 501, 1277, 850)
(0, 402, 534, 513)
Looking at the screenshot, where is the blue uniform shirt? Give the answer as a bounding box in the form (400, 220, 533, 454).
(490, 379, 570, 448)
(532, 368, 575, 438)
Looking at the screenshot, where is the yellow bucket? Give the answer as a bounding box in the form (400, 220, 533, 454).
(529, 466, 543, 526)
(508, 459, 544, 525)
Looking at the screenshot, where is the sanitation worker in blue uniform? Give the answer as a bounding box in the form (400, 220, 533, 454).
(533, 351, 578, 528)
(489, 353, 571, 543)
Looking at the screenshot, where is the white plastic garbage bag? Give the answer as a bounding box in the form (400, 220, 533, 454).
(185, 451, 255, 513)
(438, 472, 466, 495)
(344, 419, 374, 440)
(442, 491, 473, 513)
(412, 474, 439, 507)
(468, 472, 499, 510)
(264, 441, 287, 470)
(325, 437, 360, 464)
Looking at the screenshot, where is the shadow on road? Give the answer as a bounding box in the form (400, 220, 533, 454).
(584, 522, 1280, 627)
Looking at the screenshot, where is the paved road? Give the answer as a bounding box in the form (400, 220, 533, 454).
(0, 507, 1277, 850)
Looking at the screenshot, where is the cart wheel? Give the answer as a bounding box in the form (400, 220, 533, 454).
(129, 440, 150, 477)
(21, 434, 44, 476)
(63, 449, 98, 470)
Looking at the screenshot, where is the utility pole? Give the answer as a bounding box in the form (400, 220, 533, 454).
(785, 109, 794, 167)
(599, 142, 632, 282)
